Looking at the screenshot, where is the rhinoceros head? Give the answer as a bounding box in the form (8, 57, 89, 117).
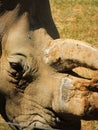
(0, 0, 98, 130)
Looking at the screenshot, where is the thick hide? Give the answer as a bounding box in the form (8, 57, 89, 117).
(0, 0, 98, 130)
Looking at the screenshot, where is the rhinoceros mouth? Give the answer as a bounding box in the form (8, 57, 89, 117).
(12, 111, 80, 130)
(11, 106, 62, 129)
(5, 91, 80, 130)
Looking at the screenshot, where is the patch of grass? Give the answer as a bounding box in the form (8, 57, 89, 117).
(51, 0, 98, 6)
(0, 116, 11, 130)
(50, 0, 98, 47)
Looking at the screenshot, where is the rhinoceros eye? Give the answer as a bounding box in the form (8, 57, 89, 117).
(10, 62, 23, 72)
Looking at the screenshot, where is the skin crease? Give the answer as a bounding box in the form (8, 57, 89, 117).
(0, 0, 98, 130)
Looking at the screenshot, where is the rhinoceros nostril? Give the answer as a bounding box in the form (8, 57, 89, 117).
(87, 86, 98, 92)
(86, 79, 98, 92)
(10, 62, 23, 72)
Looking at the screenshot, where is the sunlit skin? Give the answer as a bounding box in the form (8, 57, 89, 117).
(0, 0, 98, 130)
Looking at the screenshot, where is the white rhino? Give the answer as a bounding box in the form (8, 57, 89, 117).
(0, 0, 98, 130)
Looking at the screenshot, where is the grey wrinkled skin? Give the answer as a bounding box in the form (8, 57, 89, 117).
(0, 0, 98, 130)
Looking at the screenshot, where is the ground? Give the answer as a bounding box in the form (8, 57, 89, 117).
(0, 0, 98, 129)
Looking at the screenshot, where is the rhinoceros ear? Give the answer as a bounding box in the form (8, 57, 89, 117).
(43, 39, 98, 72)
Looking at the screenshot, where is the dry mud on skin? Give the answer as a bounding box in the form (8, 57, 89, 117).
(0, 116, 11, 130)
(0, 117, 98, 130)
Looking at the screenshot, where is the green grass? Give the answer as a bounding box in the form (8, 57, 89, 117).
(51, 0, 98, 5)
(50, 0, 98, 47)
